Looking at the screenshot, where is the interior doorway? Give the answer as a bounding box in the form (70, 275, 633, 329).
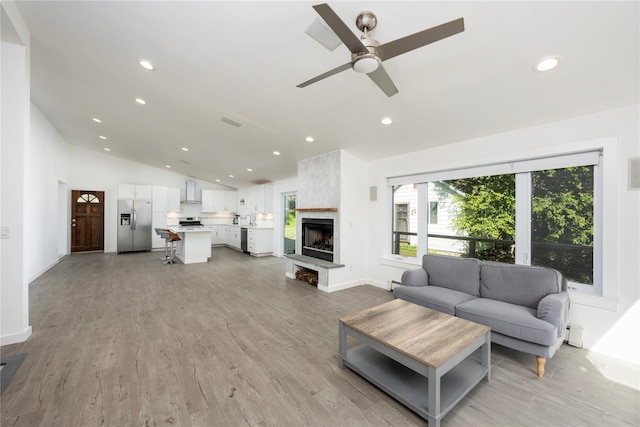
(283, 192, 296, 255)
(71, 190, 105, 253)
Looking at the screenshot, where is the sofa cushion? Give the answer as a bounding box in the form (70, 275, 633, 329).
(456, 298, 557, 346)
(422, 254, 481, 296)
(480, 262, 563, 309)
(393, 285, 476, 316)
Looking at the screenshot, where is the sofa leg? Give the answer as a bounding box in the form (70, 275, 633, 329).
(536, 356, 546, 378)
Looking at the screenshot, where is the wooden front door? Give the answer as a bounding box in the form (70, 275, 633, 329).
(71, 190, 104, 253)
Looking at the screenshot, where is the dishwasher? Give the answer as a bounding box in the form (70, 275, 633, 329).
(241, 227, 248, 253)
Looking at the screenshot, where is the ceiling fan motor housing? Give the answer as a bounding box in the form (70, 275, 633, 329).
(351, 36, 381, 73)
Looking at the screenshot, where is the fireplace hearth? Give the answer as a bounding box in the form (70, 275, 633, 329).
(301, 218, 334, 262)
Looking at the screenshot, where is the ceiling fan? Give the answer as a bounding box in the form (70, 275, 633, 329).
(297, 3, 465, 97)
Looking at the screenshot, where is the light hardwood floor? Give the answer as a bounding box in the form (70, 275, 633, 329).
(1, 248, 638, 426)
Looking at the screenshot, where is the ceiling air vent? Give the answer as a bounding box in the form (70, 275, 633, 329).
(221, 116, 242, 128)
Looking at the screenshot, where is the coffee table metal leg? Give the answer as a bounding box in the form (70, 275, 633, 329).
(338, 322, 347, 369)
(482, 331, 491, 382)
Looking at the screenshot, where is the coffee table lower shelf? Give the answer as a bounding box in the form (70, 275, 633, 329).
(341, 344, 488, 425)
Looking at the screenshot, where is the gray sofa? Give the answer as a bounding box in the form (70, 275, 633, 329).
(393, 254, 569, 377)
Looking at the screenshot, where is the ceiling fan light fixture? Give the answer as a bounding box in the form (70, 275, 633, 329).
(352, 52, 380, 74)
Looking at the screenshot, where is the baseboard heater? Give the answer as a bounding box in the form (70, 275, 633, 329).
(565, 325, 584, 348)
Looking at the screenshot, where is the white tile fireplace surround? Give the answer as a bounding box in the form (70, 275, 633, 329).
(286, 151, 349, 292)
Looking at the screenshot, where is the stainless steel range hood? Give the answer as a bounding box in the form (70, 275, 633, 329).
(183, 180, 200, 203)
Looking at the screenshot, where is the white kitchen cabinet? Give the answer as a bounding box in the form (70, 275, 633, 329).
(118, 184, 152, 199)
(227, 226, 241, 250)
(209, 225, 224, 246)
(213, 190, 226, 212)
(203, 190, 237, 212)
(249, 184, 273, 213)
(247, 228, 273, 257)
(152, 186, 168, 211)
(225, 191, 237, 212)
(167, 187, 180, 212)
(201, 189, 215, 212)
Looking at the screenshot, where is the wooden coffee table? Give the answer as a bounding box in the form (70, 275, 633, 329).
(339, 299, 491, 427)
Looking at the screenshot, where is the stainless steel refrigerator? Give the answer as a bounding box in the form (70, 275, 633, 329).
(117, 199, 152, 253)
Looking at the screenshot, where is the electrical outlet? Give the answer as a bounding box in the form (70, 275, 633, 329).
(0, 226, 10, 239)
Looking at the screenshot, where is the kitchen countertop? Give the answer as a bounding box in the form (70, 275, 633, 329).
(170, 227, 212, 233)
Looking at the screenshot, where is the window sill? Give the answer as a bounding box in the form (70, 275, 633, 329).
(568, 291, 619, 312)
(379, 255, 422, 269)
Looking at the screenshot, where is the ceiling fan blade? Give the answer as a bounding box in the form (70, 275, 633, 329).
(297, 62, 353, 88)
(377, 17, 465, 62)
(313, 3, 367, 54)
(367, 65, 398, 97)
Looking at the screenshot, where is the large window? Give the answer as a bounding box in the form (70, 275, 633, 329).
(389, 151, 600, 293)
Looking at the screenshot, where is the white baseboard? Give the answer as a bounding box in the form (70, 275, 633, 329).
(1, 326, 32, 346)
(28, 258, 60, 284)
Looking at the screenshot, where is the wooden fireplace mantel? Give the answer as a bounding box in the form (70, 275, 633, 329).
(295, 208, 338, 212)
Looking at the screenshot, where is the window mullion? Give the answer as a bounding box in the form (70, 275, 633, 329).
(417, 183, 428, 258)
(515, 172, 531, 265)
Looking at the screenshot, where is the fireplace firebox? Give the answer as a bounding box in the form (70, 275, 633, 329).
(301, 218, 334, 262)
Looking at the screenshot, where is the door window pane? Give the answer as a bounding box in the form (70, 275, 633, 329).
(531, 166, 594, 284)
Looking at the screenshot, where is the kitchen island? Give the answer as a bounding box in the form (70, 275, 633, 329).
(170, 227, 212, 264)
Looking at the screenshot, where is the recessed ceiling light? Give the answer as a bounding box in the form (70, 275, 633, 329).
(99, 135, 107, 140)
(138, 59, 155, 71)
(535, 56, 561, 72)
(247, 168, 253, 172)
(229, 174, 234, 178)
(181, 147, 189, 152)
(135, 98, 147, 105)
(273, 151, 281, 156)
(104, 147, 111, 151)
(165, 165, 171, 168)
(215, 179, 220, 182)
(92, 117, 102, 123)
(381, 117, 393, 125)
(305, 136, 314, 143)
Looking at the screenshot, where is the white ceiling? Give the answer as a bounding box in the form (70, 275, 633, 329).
(13, 1, 640, 189)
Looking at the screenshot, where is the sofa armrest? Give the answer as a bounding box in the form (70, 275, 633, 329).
(537, 291, 570, 337)
(401, 268, 428, 287)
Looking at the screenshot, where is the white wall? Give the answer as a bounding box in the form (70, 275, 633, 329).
(27, 103, 69, 282)
(366, 104, 640, 364)
(1, 2, 32, 345)
(67, 145, 224, 253)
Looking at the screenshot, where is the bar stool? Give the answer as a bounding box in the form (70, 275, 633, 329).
(165, 231, 181, 264)
(155, 228, 171, 261)
(155, 228, 172, 261)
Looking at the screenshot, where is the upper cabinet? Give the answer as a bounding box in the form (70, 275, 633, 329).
(152, 186, 168, 211)
(250, 184, 273, 213)
(201, 189, 215, 212)
(238, 184, 273, 214)
(152, 186, 181, 212)
(118, 184, 152, 199)
(167, 187, 181, 212)
(201, 189, 237, 212)
(225, 191, 237, 213)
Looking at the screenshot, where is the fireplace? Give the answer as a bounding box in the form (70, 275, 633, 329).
(301, 218, 334, 262)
